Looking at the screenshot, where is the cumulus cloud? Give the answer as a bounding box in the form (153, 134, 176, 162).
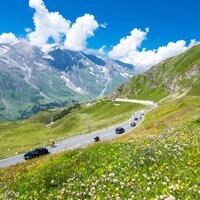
(109, 28, 149, 58)
(27, 1, 100, 51)
(122, 40, 188, 69)
(109, 28, 194, 69)
(28, 0, 70, 47)
(0, 32, 19, 44)
(64, 14, 99, 51)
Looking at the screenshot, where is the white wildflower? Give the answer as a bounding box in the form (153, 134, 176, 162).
(165, 195, 175, 200)
(147, 186, 150, 192)
(168, 185, 176, 191)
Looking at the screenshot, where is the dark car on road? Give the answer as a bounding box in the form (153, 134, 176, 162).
(130, 122, 136, 126)
(134, 117, 138, 121)
(115, 127, 125, 134)
(94, 136, 100, 142)
(24, 147, 49, 160)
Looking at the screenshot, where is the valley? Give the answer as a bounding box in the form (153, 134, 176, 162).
(0, 42, 137, 120)
(0, 100, 146, 159)
(0, 99, 153, 168)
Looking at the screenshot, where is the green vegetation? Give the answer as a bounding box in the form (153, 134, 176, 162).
(0, 100, 145, 158)
(0, 44, 200, 199)
(0, 96, 199, 199)
(113, 44, 200, 101)
(119, 96, 200, 140)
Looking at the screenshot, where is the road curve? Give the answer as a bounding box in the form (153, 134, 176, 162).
(0, 99, 157, 169)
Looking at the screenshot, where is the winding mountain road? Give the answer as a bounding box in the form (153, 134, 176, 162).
(0, 99, 157, 169)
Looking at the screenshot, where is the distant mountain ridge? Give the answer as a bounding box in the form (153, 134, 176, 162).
(112, 44, 200, 101)
(0, 41, 136, 120)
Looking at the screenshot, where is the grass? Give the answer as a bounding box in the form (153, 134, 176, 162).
(0, 100, 145, 159)
(0, 96, 199, 199)
(117, 96, 200, 141)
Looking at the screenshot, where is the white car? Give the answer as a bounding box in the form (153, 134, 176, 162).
(140, 110, 144, 115)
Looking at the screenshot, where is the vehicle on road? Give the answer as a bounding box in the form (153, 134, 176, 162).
(115, 127, 125, 134)
(24, 147, 49, 160)
(140, 110, 144, 115)
(134, 117, 138, 121)
(94, 136, 100, 142)
(130, 122, 136, 126)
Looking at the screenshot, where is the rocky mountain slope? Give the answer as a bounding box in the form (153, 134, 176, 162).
(0, 42, 136, 120)
(111, 44, 200, 101)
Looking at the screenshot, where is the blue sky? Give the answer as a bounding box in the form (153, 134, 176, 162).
(0, 0, 199, 68)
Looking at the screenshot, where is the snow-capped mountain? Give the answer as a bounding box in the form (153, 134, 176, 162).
(0, 41, 136, 120)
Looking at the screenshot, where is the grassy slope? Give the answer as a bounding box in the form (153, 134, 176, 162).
(0, 100, 145, 158)
(113, 44, 200, 101)
(0, 96, 199, 199)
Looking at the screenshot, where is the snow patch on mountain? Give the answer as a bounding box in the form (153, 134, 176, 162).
(120, 72, 133, 79)
(42, 54, 54, 60)
(24, 64, 53, 100)
(89, 72, 95, 76)
(99, 66, 112, 97)
(61, 73, 86, 95)
(0, 45, 10, 55)
(34, 61, 49, 70)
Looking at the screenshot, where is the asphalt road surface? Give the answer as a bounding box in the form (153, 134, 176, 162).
(0, 99, 157, 168)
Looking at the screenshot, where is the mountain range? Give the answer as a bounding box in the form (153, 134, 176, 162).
(0, 42, 136, 120)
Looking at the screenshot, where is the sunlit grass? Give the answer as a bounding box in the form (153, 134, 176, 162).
(0, 122, 199, 199)
(0, 96, 199, 199)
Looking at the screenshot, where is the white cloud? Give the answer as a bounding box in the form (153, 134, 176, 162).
(109, 28, 149, 58)
(64, 14, 99, 51)
(84, 45, 106, 56)
(0, 32, 19, 44)
(25, 28, 32, 33)
(188, 39, 199, 48)
(28, 1, 100, 51)
(109, 28, 194, 69)
(100, 22, 108, 29)
(28, 0, 70, 47)
(122, 40, 188, 69)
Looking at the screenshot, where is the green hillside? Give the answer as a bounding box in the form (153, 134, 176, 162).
(0, 96, 199, 199)
(112, 44, 200, 101)
(0, 100, 145, 158)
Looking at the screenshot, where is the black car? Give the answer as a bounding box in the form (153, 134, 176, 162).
(24, 147, 49, 160)
(115, 127, 125, 134)
(130, 122, 136, 126)
(134, 117, 138, 121)
(94, 136, 100, 142)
